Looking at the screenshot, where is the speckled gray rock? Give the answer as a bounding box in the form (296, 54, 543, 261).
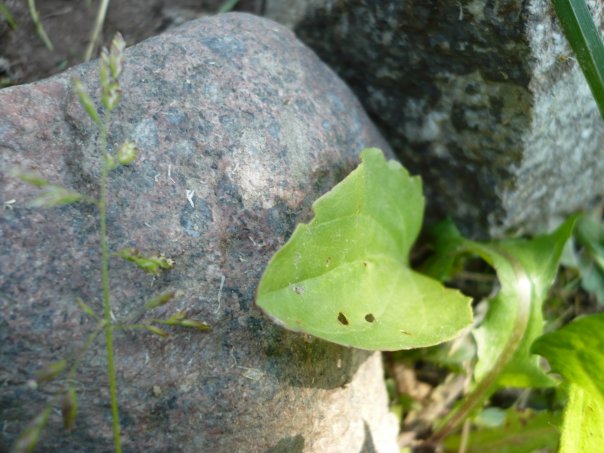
(266, 0, 604, 237)
(0, 13, 398, 452)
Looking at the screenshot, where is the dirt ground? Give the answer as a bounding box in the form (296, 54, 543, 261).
(0, 0, 264, 86)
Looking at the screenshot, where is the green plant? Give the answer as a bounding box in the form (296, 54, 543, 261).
(552, 0, 604, 120)
(84, 0, 110, 62)
(259, 1, 604, 448)
(257, 149, 472, 350)
(256, 148, 600, 450)
(27, 0, 53, 51)
(0, 2, 17, 30)
(12, 33, 209, 453)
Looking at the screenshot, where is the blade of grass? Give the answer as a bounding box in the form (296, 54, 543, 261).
(552, 0, 604, 121)
(84, 0, 110, 61)
(27, 0, 54, 51)
(0, 2, 17, 29)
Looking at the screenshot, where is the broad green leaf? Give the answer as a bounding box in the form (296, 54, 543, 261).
(443, 409, 560, 453)
(557, 384, 604, 452)
(532, 312, 604, 399)
(532, 313, 604, 451)
(470, 217, 576, 388)
(256, 148, 472, 351)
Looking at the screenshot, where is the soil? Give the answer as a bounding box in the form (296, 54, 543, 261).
(0, 0, 264, 86)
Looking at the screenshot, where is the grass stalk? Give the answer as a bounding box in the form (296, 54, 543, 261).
(99, 112, 122, 453)
(27, 0, 54, 50)
(84, 0, 111, 61)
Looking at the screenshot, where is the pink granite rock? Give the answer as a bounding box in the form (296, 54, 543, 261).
(0, 13, 398, 453)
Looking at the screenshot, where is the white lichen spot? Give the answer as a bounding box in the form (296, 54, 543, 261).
(186, 189, 195, 208)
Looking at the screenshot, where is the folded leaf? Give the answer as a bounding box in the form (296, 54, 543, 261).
(256, 148, 472, 351)
(470, 217, 576, 388)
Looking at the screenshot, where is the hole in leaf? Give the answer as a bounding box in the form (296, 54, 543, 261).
(364, 314, 375, 323)
(337, 312, 349, 325)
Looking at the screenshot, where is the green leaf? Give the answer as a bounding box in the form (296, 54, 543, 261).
(532, 313, 604, 451)
(470, 216, 576, 388)
(532, 311, 604, 399)
(442, 409, 560, 453)
(552, 0, 604, 121)
(256, 148, 472, 351)
(557, 384, 604, 452)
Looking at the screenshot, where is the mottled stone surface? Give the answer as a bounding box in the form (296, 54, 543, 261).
(0, 13, 398, 452)
(267, 0, 604, 237)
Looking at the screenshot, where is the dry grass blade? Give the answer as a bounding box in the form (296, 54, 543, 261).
(84, 0, 111, 61)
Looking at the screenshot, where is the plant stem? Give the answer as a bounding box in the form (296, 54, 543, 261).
(428, 247, 532, 445)
(84, 0, 110, 61)
(99, 112, 122, 453)
(68, 321, 106, 379)
(27, 0, 54, 51)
